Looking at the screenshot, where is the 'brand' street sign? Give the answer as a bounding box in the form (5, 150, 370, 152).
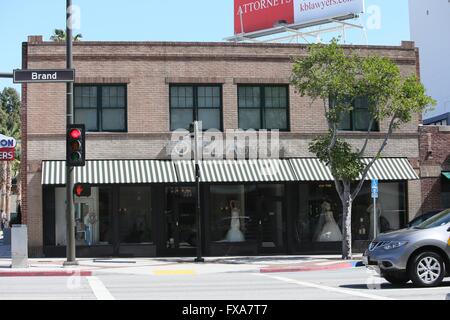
(13, 69, 75, 83)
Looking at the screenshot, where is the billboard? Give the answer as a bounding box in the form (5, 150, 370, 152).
(234, 0, 365, 35)
(0, 134, 17, 161)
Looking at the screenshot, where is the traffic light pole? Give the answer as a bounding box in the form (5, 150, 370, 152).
(64, 0, 77, 266)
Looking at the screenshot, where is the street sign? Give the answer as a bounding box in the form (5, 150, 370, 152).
(371, 179, 378, 199)
(13, 69, 75, 83)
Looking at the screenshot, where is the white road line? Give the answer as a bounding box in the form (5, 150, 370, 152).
(87, 276, 115, 300)
(255, 274, 395, 300)
(316, 261, 346, 266)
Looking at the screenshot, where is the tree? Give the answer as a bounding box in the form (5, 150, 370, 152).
(50, 29, 83, 42)
(291, 39, 435, 259)
(0, 88, 21, 222)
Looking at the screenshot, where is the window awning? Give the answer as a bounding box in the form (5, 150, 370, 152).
(41, 160, 178, 185)
(442, 172, 450, 180)
(289, 158, 419, 181)
(174, 159, 297, 183)
(42, 158, 419, 185)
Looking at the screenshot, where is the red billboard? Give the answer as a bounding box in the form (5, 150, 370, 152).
(0, 148, 15, 161)
(234, 0, 295, 34)
(234, 0, 365, 35)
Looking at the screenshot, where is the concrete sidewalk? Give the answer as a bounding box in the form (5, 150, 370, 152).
(0, 254, 363, 277)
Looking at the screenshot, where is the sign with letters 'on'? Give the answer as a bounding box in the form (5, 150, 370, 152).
(234, 0, 365, 34)
(0, 134, 17, 161)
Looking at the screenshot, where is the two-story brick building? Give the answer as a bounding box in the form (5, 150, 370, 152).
(21, 36, 422, 258)
(419, 125, 450, 213)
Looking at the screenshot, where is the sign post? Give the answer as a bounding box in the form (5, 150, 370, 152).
(371, 179, 379, 240)
(64, 0, 78, 266)
(192, 121, 204, 263)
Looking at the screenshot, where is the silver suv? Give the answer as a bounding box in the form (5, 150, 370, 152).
(363, 208, 450, 287)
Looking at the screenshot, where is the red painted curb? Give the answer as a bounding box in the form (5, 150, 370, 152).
(0, 270, 92, 277)
(260, 262, 352, 273)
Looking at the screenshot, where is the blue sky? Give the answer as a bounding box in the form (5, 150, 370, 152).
(0, 0, 410, 91)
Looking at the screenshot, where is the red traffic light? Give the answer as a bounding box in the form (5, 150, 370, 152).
(74, 183, 91, 197)
(69, 128, 82, 140)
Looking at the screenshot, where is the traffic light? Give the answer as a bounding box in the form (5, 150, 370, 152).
(73, 183, 91, 197)
(66, 124, 85, 167)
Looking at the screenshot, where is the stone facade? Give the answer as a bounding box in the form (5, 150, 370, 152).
(21, 36, 422, 256)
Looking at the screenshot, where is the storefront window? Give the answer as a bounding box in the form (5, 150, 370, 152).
(294, 181, 407, 249)
(55, 187, 112, 246)
(209, 184, 285, 251)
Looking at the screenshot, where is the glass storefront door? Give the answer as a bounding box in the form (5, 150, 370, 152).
(116, 186, 152, 251)
(164, 187, 197, 253)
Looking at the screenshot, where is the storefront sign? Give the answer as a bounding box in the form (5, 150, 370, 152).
(0, 134, 17, 161)
(13, 69, 75, 83)
(234, 0, 365, 34)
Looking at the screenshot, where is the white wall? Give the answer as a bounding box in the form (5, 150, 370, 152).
(409, 0, 450, 120)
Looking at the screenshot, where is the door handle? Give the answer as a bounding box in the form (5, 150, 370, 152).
(176, 221, 179, 227)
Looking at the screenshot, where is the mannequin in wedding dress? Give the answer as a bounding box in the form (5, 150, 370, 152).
(317, 201, 343, 242)
(225, 200, 245, 242)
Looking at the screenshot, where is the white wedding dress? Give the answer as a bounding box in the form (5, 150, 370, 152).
(225, 208, 245, 242)
(317, 211, 343, 242)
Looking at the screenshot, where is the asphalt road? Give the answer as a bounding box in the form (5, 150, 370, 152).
(0, 267, 449, 300)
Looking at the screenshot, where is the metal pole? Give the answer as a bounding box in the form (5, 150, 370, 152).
(373, 197, 377, 240)
(64, 0, 77, 266)
(194, 121, 204, 263)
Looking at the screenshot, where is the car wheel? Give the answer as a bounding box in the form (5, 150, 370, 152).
(408, 251, 445, 287)
(382, 272, 410, 286)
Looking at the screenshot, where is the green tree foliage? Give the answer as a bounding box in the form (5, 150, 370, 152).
(291, 39, 435, 259)
(50, 29, 83, 42)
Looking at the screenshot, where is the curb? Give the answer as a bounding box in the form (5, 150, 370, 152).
(260, 261, 363, 273)
(0, 270, 93, 277)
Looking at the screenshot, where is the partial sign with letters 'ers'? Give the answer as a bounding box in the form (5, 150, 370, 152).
(234, 0, 365, 34)
(0, 134, 17, 161)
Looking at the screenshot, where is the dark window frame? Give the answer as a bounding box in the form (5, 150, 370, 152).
(169, 84, 223, 131)
(330, 96, 380, 132)
(74, 84, 128, 133)
(238, 84, 290, 131)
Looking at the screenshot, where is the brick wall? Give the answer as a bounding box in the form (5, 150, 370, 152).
(22, 37, 422, 255)
(419, 125, 450, 213)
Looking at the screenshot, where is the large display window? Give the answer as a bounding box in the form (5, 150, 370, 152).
(209, 184, 285, 253)
(294, 181, 407, 250)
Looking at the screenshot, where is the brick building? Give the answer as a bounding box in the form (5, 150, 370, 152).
(419, 125, 450, 213)
(21, 36, 422, 257)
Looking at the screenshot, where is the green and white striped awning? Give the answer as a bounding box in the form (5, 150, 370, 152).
(289, 158, 419, 181)
(41, 160, 178, 185)
(174, 159, 296, 183)
(42, 158, 418, 185)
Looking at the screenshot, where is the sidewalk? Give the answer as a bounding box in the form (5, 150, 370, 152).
(0, 254, 364, 277)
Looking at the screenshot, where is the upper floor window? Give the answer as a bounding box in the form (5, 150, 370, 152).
(330, 96, 379, 132)
(238, 85, 289, 131)
(170, 85, 222, 131)
(74, 85, 127, 132)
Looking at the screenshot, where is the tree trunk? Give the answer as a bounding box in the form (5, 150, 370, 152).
(341, 183, 353, 260)
(5, 161, 12, 221)
(0, 161, 6, 214)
